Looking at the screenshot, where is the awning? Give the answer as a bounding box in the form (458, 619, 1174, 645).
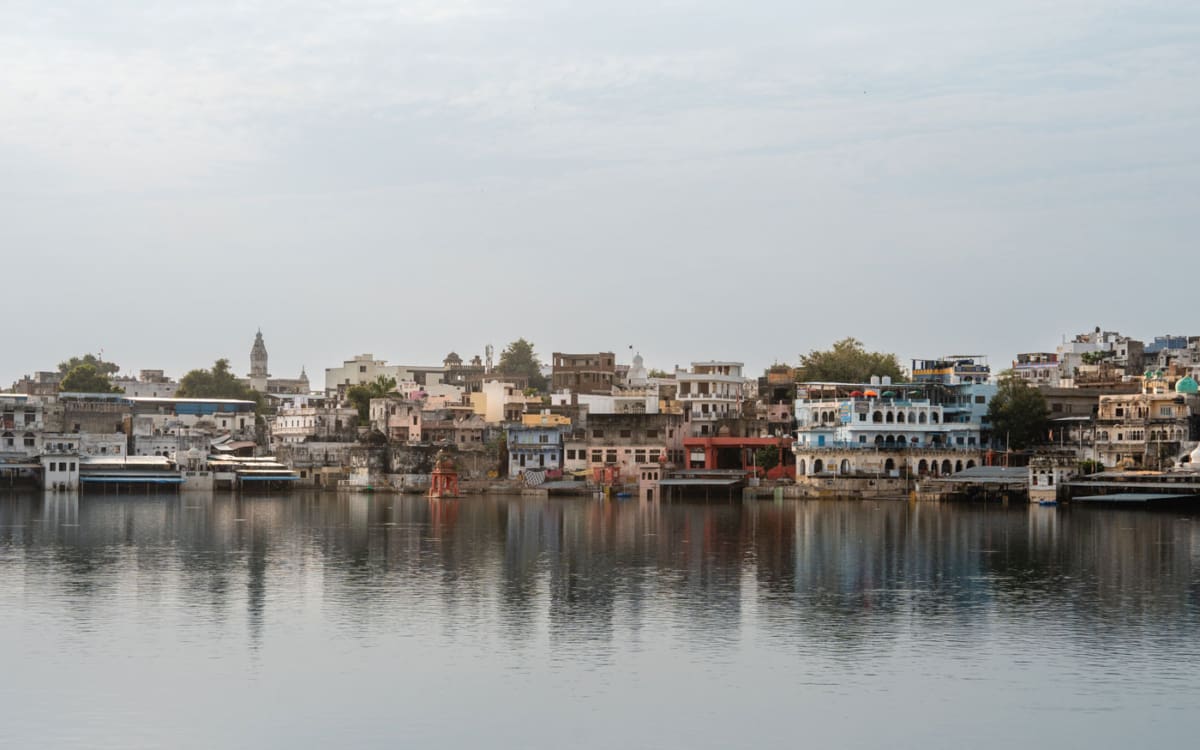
(81, 476, 184, 484)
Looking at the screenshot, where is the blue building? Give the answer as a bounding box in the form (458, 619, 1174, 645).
(505, 425, 564, 477)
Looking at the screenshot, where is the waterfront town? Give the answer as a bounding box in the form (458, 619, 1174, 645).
(4, 327, 1200, 505)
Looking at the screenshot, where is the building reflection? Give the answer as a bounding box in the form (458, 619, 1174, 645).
(1, 492, 1199, 657)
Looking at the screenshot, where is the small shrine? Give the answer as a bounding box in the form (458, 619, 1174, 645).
(428, 450, 460, 499)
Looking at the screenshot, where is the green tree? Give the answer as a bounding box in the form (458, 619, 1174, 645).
(60, 363, 121, 393)
(497, 338, 547, 391)
(347, 375, 397, 421)
(58, 354, 119, 377)
(647, 368, 671, 379)
(177, 359, 262, 407)
(987, 376, 1050, 450)
(753, 445, 781, 475)
(797, 338, 905, 383)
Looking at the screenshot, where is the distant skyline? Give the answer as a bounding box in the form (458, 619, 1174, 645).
(3, 1, 1197, 390)
(7, 324, 1194, 393)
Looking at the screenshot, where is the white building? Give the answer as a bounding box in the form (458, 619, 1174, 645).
(676, 361, 746, 437)
(794, 393, 981, 450)
(550, 390, 659, 415)
(270, 394, 358, 446)
(115, 370, 181, 399)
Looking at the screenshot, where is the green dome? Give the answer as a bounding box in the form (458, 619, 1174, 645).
(1176, 376, 1199, 395)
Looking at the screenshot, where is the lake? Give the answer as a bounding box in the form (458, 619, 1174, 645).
(2, 492, 1199, 748)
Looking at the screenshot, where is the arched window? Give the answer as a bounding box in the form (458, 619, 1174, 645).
(885, 435, 895, 445)
(873, 411, 883, 423)
(941, 459, 953, 475)
(797, 459, 807, 476)
(886, 412, 894, 423)
(874, 435, 885, 445)
(966, 460, 976, 469)
(813, 459, 824, 474)
(931, 412, 939, 424)
(839, 459, 851, 475)
(955, 460, 963, 472)
(918, 459, 929, 474)
(884, 458, 895, 472)
(918, 412, 927, 424)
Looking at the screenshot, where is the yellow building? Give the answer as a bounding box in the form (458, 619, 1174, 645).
(522, 411, 572, 428)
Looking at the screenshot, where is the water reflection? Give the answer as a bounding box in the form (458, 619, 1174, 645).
(4, 494, 1200, 642)
(3, 492, 1200, 747)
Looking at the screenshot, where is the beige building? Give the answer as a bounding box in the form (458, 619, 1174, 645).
(1094, 374, 1198, 469)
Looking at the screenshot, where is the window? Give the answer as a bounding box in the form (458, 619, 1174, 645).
(359, 365, 367, 373)
(974, 395, 986, 404)
(591, 450, 602, 462)
(539, 434, 548, 444)
(592, 430, 604, 438)
(619, 430, 631, 438)
(646, 430, 658, 438)
(605, 450, 617, 463)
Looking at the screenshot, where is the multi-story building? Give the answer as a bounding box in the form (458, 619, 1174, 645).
(794, 390, 980, 450)
(128, 397, 257, 440)
(9, 371, 61, 397)
(568, 413, 685, 482)
(551, 352, 616, 395)
(0, 394, 43, 459)
(421, 413, 488, 448)
(471, 380, 532, 424)
(1093, 374, 1198, 469)
(369, 397, 423, 443)
(792, 381, 984, 480)
(1056, 328, 1144, 384)
(506, 424, 565, 476)
(911, 356, 996, 439)
(114, 370, 181, 399)
(324, 354, 404, 400)
(676, 361, 746, 437)
(1013, 353, 1060, 385)
(550, 390, 660, 415)
(270, 395, 357, 446)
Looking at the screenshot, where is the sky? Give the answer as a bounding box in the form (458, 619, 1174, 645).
(2, 1, 1197, 390)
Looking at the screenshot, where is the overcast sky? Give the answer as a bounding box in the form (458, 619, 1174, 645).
(2, 1, 1197, 388)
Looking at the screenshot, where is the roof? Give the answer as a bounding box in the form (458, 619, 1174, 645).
(80, 456, 173, 468)
(659, 478, 743, 487)
(927, 466, 1027, 484)
(1074, 493, 1198, 504)
(128, 397, 256, 406)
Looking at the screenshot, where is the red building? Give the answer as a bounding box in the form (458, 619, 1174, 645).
(683, 436, 795, 480)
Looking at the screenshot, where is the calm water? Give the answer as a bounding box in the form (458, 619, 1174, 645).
(2, 492, 1199, 749)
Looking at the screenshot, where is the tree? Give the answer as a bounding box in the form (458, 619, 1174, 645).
(58, 354, 119, 377)
(797, 338, 905, 383)
(754, 445, 781, 475)
(497, 338, 547, 391)
(647, 368, 671, 379)
(177, 359, 262, 407)
(60, 363, 121, 393)
(987, 376, 1050, 450)
(347, 375, 397, 421)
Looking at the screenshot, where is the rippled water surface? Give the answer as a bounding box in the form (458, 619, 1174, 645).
(2, 492, 1199, 748)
